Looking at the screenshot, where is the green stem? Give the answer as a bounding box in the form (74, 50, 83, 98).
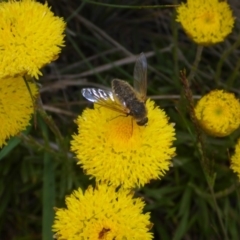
(19, 133, 62, 156)
(23, 76, 35, 106)
(214, 35, 240, 86)
(187, 45, 204, 82)
(226, 56, 240, 89)
(209, 186, 229, 240)
(42, 142, 55, 240)
(66, 1, 86, 22)
(38, 108, 64, 145)
(82, 0, 178, 9)
(180, 71, 229, 239)
(189, 181, 240, 199)
(171, 0, 180, 87)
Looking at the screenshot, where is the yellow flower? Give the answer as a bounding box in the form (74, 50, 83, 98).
(0, 0, 65, 79)
(231, 138, 240, 179)
(52, 184, 153, 240)
(195, 90, 240, 137)
(71, 99, 176, 189)
(0, 76, 38, 148)
(176, 0, 235, 45)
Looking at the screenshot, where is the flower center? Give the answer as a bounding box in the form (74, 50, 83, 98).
(202, 12, 215, 24)
(108, 116, 133, 141)
(106, 116, 140, 151)
(214, 106, 223, 116)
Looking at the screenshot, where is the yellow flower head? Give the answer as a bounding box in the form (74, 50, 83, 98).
(231, 138, 240, 179)
(176, 0, 235, 45)
(195, 90, 240, 137)
(0, 0, 65, 79)
(0, 77, 38, 148)
(52, 184, 153, 240)
(71, 99, 176, 189)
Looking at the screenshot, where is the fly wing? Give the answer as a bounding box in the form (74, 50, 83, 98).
(133, 52, 148, 101)
(81, 88, 127, 114)
(82, 88, 114, 102)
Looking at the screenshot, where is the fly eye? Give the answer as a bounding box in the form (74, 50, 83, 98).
(137, 117, 148, 126)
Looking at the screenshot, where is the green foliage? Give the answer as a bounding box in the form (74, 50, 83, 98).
(1, 0, 240, 239)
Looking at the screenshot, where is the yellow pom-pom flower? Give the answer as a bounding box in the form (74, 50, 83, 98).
(231, 138, 240, 179)
(0, 0, 65, 79)
(0, 77, 38, 148)
(71, 99, 176, 189)
(195, 90, 240, 137)
(52, 184, 153, 240)
(176, 0, 235, 45)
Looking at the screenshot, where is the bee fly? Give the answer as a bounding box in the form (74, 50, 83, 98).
(81, 53, 148, 126)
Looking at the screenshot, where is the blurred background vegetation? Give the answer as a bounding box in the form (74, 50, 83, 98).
(1, 0, 240, 239)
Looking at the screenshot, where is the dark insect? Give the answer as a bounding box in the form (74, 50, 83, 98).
(82, 53, 148, 126)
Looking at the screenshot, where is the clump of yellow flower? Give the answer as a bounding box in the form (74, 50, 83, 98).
(0, 0, 65, 79)
(0, 77, 38, 148)
(195, 90, 240, 137)
(231, 138, 240, 179)
(176, 0, 235, 45)
(52, 184, 153, 240)
(71, 99, 176, 189)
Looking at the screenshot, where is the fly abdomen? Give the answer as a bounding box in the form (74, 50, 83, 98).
(112, 79, 137, 105)
(112, 79, 148, 126)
